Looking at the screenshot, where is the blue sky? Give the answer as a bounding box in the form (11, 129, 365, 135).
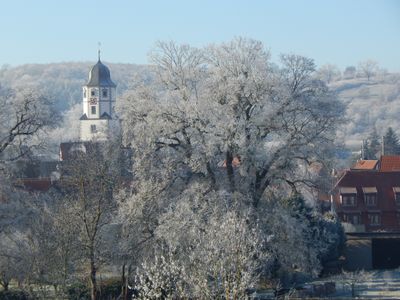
(1, 0, 399, 71)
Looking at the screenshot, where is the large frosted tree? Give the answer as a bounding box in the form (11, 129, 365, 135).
(119, 38, 343, 206)
(116, 38, 345, 297)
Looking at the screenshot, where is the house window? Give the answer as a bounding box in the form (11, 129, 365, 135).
(340, 187, 357, 206)
(363, 187, 377, 206)
(342, 194, 356, 206)
(102, 88, 108, 97)
(365, 194, 377, 206)
(90, 124, 97, 133)
(91, 106, 96, 115)
(368, 214, 380, 226)
(91, 89, 96, 96)
(343, 214, 361, 225)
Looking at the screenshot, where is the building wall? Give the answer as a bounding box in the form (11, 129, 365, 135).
(82, 86, 116, 118)
(345, 239, 372, 270)
(80, 119, 109, 141)
(333, 171, 400, 232)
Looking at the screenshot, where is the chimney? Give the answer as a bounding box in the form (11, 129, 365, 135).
(382, 136, 385, 156)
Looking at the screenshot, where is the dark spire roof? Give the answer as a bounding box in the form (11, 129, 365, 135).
(86, 59, 116, 87)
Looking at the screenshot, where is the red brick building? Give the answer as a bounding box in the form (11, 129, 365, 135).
(333, 156, 400, 232)
(333, 170, 400, 232)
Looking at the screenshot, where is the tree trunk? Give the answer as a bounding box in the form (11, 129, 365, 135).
(90, 250, 97, 300)
(2, 281, 9, 291)
(226, 150, 235, 192)
(121, 263, 128, 300)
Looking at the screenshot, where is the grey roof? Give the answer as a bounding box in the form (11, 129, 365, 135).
(100, 112, 112, 120)
(86, 60, 116, 87)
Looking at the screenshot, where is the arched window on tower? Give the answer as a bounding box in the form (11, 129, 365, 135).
(102, 88, 108, 98)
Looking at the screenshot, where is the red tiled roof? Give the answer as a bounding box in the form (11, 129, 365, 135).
(335, 170, 400, 190)
(15, 178, 52, 191)
(351, 160, 378, 170)
(380, 156, 400, 172)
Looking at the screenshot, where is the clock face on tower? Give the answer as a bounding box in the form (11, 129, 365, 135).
(90, 98, 97, 105)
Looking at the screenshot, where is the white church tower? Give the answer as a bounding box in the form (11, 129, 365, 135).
(80, 51, 117, 141)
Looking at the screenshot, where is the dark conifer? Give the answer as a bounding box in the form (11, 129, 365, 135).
(383, 127, 400, 155)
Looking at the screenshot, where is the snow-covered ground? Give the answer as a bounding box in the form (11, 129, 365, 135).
(251, 270, 400, 299)
(317, 269, 400, 299)
(350, 270, 400, 299)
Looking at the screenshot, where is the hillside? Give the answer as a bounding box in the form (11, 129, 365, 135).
(1, 63, 399, 155)
(330, 73, 400, 151)
(0, 62, 155, 111)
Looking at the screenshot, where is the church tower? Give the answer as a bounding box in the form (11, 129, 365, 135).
(80, 52, 117, 141)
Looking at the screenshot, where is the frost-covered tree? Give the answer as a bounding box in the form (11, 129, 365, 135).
(0, 231, 31, 291)
(0, 86, 57, 160)
(116, 38, 345, 296)
(134, 188, 269, 299)
(118, 39, 344, 207)
(59, 141, 123, 300)
(343, 66, 356, 79)
(317, 64, 340, 83)
(0, 191, 66, 295)
(281, 194, 344, 274)
(358, 60, 378, 81)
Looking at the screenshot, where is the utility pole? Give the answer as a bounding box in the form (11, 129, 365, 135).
(361, 140, 365, 160)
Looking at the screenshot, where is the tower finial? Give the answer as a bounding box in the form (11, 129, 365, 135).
(98, 42, 101, 61)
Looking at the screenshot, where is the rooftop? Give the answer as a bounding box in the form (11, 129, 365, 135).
(380, 156, 400, 172)
(86, 59, 116, 87)
(352, 160, 379, 170)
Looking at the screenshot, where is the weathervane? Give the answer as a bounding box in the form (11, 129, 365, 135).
(98, 42, 101, 61)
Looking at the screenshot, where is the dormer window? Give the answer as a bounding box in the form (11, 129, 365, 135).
(363, 187, 377, 206)
(91, 89, 96, 96)
(340, 187, 357, 206)
(102, 88, 108, 98)
(368, 213, 380, 226)
(394, 187, 400, 206)
(91, 106, 96, 115)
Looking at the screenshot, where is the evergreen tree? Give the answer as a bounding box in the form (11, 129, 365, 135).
(362, 139, 370, 160)
(364, 128, 381, 159)
(383, 127, 400, 155)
